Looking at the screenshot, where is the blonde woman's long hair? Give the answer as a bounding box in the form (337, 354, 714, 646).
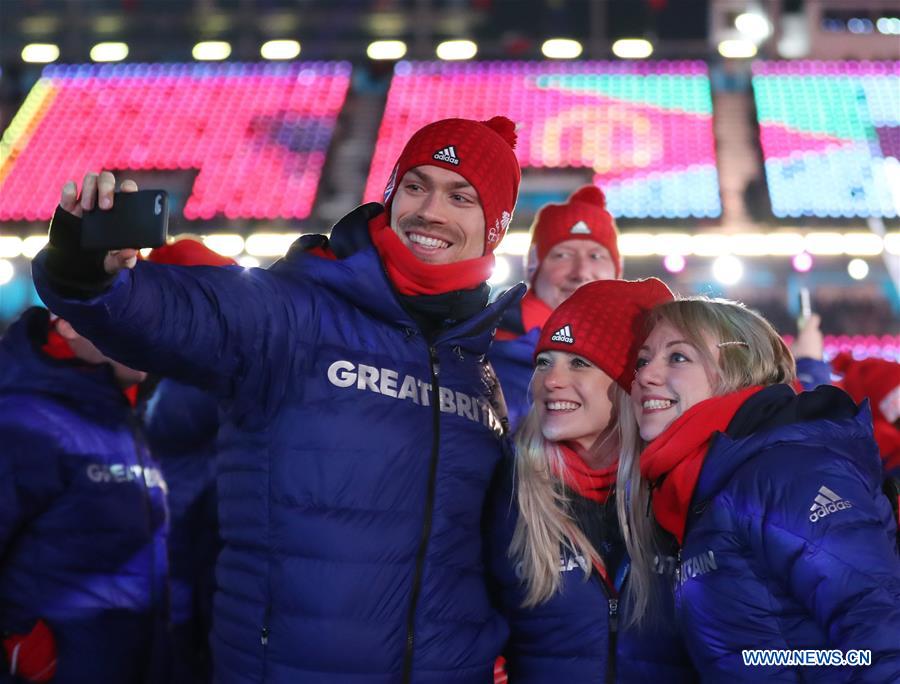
(510, 380, 633, 607)
(617, 297, 796, 626)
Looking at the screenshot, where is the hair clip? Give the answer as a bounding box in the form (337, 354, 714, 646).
(717, 341, 749, 348)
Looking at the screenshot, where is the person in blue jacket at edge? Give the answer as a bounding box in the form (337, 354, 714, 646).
(619, 296, 900, 682)
(142, 237, 238, 684)
(0, 307, 169, 683)
(488, 277, 699, 683)
(487, 186, 831, 437)
(33, 115, 524, 683)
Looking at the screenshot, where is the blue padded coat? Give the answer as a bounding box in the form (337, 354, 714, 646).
(487, 465, 698, 684)
(673, 384, 900, 682)
(34, 205, 524, 683)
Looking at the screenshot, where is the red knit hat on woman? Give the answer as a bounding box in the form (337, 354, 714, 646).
(528, 185, 622, 281)
(537, 278, 674, 389)
(382, 116, 521, 253)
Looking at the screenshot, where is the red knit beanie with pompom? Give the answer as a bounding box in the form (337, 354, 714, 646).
(382, 116, 521, 253)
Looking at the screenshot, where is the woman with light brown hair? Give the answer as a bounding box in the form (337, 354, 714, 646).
(618, 297, 900, 681)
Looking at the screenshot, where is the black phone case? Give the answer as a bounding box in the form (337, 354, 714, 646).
(81, 190, 169, 250)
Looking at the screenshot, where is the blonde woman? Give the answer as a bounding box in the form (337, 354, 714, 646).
(619, 298, 900, 681)
(488, 278, 697, 683)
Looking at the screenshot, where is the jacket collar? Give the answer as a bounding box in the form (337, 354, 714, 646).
(693, 384, 877, 504)
(270, 203, 525, 355)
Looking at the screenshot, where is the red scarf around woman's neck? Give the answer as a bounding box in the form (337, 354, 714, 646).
(367, 213, 494, 296)
(556, 441, 617, 504)
(639, 385, 764, 544)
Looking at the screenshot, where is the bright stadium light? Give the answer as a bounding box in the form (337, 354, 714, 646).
(21, 43, 59, 64)
(203, 234, 245, 257)
(244, 233, 300, 257)
(842, 232, 883, 256)
(488, 256, 511, 285)
(712, 255, 743, 285)
(617, 233, 655, 257)
(495, 232, 530, 256)
(0, 237, 23, 258)
(367, 40, 407, 60)
(735, 12, 771, 42)
(261, 40, 301, 60)
(90, 42, 129, 62)
(21, 236, 48, 258)
(541, 38, 583, 59)
(193, 41, 232, 61)
(847, 258, 869, 280)
(238, 255, 260, 269)
(612, 39, 654, 59)
(718, 39, 757, 58)
(0, 259, 13, 286)
(436, 40, 477, 61)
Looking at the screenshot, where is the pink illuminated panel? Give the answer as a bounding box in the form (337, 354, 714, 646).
(365, 61, 721, 219)
(0, 62, 351, 221)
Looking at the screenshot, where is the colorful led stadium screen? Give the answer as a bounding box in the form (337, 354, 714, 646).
(364, 61, 721, 219)
(0, 62, 351, 221)
(752, 61, 900, 218)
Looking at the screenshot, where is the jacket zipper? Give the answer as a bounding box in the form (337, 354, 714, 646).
(128, 414, 160, 616)
(606, 592, 619, 684)
(401, 344, 442, 683)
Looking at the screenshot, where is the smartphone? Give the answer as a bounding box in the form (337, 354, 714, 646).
(81, 190, 169, 250)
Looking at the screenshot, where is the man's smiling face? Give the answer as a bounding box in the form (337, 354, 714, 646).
(390, 165, 486, 264)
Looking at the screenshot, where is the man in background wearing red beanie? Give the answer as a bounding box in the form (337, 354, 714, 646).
(490, 185, 621, 433)
(34, 116, 524, 682)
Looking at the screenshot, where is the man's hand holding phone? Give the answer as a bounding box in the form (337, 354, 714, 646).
(59, 171, 167, 276)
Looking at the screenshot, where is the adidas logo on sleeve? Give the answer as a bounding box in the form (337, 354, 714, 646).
(808, 485, 852, 522)
(433, 146, 460, 165)
(550, 325, 575, 344)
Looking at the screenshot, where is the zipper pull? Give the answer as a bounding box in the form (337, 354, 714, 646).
(429, 346, 440, 377)
(607, 598, 619, 633)
(261, 626, 270, 646)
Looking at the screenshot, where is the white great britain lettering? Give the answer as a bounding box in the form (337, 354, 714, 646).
(327, 359, 503, 435)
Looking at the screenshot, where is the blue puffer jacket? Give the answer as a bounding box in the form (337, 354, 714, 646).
(488, 466, 698, 683)
(675, 384, 900, 682)
(34, 205, 524, 683)
(143, 378, 221, 683)
(489, 327, 539, 436)
(0, 307, 169, 683)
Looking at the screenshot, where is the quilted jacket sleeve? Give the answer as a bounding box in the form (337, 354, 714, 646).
(32, 252, 302, 404)
(0, 420, 65, 560)
(753, 444, 900, 682)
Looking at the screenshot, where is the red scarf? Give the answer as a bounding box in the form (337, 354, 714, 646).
(368, 213, 494, 296)
(639, 386, 764, 544)
(494, 290, 552, 341)
(556, 441, 617, 504)
(42, 326, 76, 360)
(42, 323, 139, 407)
